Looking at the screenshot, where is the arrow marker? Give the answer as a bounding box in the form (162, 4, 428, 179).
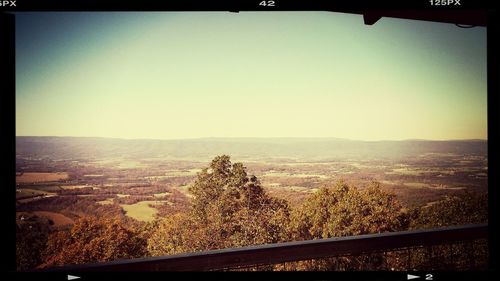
(407, 274, 420, 280)
(68, 275, 80, 280)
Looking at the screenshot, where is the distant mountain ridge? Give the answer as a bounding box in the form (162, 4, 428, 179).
(16, 136, 488, 161)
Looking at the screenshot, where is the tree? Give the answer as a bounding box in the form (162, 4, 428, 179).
(147, 156, 488, 271)
(148, 155, 291, 256)
(402, 191, 489, 270)
(147, 212, 202, 256)
(288, 180, 410, 270)
(16, 214, 51, 271)
(410, 191, 488, 229)
(290, 180, 409, 240)
(40, 216, 147, 268)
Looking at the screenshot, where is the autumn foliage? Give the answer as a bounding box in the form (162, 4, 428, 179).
(39, 216, 147, 268)
(17, 155, 488, 271)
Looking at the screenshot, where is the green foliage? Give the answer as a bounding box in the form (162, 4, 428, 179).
(148, 155, 291, 255)
(290, 180, 409, 240)
(410, 191, 488, 229)
(148, 157, 488, 270)
(287, 180, 410, 270)
(287, 185, 488, 271)
(403, 191, 489, 270)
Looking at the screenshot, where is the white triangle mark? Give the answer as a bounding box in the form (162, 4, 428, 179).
(407, 274, 420, 280)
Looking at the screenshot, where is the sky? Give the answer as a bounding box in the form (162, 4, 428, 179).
(15, 12, 487, 141)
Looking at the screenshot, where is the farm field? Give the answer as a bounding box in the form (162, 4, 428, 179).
(15, 137, 488, 227)
(120, 200, 168, 222)
(16, 172, 69, 184)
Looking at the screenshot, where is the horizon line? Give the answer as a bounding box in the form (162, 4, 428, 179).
(15, 135, 488, 142)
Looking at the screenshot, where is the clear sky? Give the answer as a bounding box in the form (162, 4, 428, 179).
(15, 12, 487, 141)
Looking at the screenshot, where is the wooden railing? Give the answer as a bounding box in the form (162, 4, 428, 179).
(45, 223, 488, 272)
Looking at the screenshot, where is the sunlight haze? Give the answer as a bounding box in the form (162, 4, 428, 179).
(15, 12, 487, 141)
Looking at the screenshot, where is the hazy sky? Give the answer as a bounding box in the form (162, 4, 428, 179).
(16, 12, 487, 141)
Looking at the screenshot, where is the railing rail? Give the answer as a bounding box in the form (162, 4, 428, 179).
(44, 223, 488, 272)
